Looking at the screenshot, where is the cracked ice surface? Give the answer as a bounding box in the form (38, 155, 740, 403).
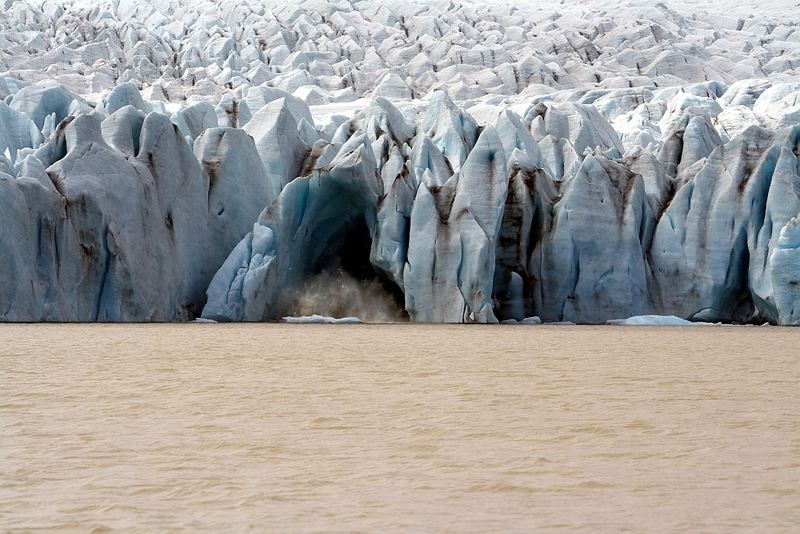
(1, 0, 799, 323)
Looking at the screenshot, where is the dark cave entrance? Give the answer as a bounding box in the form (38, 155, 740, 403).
(280, 215, 408, 322)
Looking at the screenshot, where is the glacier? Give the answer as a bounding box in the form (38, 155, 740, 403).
(0, 0, 799, 324)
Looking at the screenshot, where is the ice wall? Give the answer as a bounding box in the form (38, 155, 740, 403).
(1, 0, 799, 323)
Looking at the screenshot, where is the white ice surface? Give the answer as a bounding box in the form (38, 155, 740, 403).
(606, 315, 715, 326)
(0, 0, 799, 324)
(283, 315, 363, 324)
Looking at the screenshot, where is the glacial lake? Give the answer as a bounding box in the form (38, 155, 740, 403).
(1, 324, 798, 532)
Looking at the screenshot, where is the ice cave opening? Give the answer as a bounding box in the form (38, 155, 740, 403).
(279, 216, 408, 322)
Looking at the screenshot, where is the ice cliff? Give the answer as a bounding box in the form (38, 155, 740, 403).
(1, 0, 799, 324)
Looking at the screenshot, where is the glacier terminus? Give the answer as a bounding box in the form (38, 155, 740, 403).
(1, 0, 799, 324)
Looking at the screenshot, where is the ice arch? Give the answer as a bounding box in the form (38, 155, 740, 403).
(202, 134, 406, 321)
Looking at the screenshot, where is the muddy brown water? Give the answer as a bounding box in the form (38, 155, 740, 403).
(1, 324, 798, 532)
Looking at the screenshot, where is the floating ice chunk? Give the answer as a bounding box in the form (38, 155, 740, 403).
(605, 315, 712, 326)
(501, 316, 542, 325)
(283, 314, 362, 324)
